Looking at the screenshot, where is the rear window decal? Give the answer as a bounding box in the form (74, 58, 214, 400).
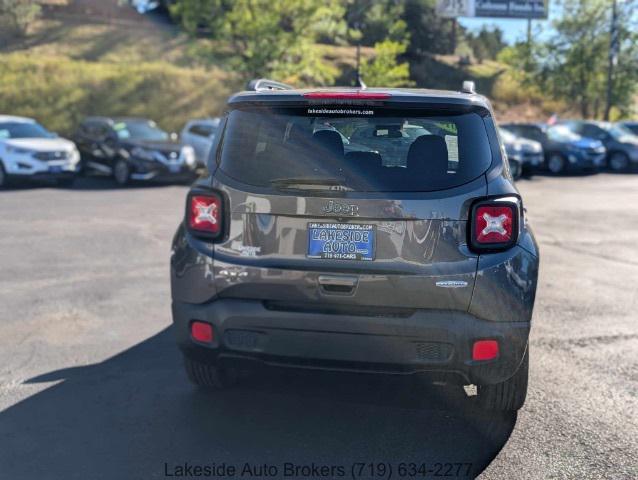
(307, 108, 374, 116)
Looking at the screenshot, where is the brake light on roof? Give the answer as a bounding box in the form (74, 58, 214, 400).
(186, 191, 224, 240)
(303, 91, 391, 100)
(469, 199, 519, 252)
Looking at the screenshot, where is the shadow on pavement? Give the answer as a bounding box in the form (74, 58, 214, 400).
(0, 328, 517, 479)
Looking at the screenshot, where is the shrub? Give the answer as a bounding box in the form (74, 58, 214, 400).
(0, 0, 41, 36)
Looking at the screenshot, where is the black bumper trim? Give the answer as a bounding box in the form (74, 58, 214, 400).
(172, 299, 530, 385)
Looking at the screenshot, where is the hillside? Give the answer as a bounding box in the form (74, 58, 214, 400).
(0, 0, 554, 133)
(0, 1, 236, 135)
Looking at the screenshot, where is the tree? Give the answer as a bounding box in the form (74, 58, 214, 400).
(345, 0, 409, 46)
(168, 0, 230, 35)
(170, 0, 344, 85)
(497, 0, 638, 119)
(360, 39, 413, 87)
(468, 26, 507, 63)
(536, 0, 637, 118)
(403, 0, 457, 56)
(0, 0, 41, 36)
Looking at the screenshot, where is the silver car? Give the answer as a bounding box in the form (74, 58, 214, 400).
(180, 118, 221, 168)
(171, 83, 539, 411)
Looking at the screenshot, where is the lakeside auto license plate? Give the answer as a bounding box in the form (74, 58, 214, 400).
(307, 223, 375, 261)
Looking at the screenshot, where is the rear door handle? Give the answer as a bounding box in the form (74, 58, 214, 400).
(318, 275, 358, 295)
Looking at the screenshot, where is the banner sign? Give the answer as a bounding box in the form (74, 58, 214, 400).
(437, 0, 548, 19)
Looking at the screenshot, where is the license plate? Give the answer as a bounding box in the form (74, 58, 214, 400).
(308, 223, 375, 261)
(49, 166, 63, 173)
(169, 164, 181, 173)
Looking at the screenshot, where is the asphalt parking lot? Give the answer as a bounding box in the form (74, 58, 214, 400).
(0, 174, 636, 479)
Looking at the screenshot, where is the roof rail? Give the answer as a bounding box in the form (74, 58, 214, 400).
(246, 78, 294, 92)
(462, 80, 476, 94)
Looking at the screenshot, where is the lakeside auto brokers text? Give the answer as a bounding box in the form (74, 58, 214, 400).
(163, 461, 475, 478)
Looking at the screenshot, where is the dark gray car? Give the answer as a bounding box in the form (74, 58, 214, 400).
(561, 120, 638, 171)
(170, 83, 539, 411)
(499, 126, 543, 176)
(619, 121, 638, 136)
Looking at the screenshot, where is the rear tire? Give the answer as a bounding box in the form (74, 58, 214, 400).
(547, 153, 566, 174)
(182, 355, 234, 390)
(511, 162, 522, 180)
(113, 159, 130, 186)
(477, 349, 529, 411)
(0, 162, 11, 189)
(608, 152, 629, 172)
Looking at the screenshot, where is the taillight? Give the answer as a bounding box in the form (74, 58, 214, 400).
(469, 199, 519, 252)
(191, 321, 214, 344)
(186, 191, 224, 240)
(472, 340, 499, 361)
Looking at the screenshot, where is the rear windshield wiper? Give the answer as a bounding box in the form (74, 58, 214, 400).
(270, 177, 350, 192)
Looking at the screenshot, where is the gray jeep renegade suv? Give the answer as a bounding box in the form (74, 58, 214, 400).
(170, 81, 539, 411)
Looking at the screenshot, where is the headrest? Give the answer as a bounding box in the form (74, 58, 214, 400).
(407, 135, 449, 179)
(313, 130, 344, 157)
(344, 151, 383, 167)
(287, 124, 314, 148)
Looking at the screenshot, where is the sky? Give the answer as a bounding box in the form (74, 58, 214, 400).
(459, 17, 551, 44)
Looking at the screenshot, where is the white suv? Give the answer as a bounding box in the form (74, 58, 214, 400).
(0, 116, 80, 188)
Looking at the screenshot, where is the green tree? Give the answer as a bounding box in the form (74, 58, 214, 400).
(360, 39, 413, 87)
(345, 0, 409, 46)
(535, 0, 637, 118)
(0, 0, 41, 36)
(403, 0, 456, 56)
(171, 0, 344, 85)
(168, 0, 231, 35)
(468, 26, 507, 63)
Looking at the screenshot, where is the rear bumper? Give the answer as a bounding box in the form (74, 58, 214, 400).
(130, 166, 200, 182)
(568, 152, 605, 170)
(172, 299, 530, 385)
(129, 159, 201, 182)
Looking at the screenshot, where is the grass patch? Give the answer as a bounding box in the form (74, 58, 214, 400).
(0, 53, 237, 135)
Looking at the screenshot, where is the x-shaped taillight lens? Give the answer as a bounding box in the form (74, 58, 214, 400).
(471, 201, 519, 251)
(186, 191, 224, 240)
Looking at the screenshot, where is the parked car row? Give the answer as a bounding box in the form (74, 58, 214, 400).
(1, 112, 637, 189)
(500, 121, 638, 176)
(0, 115, 222, 188)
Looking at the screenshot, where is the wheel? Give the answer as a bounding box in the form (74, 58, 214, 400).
(510, 160, 522, 180)
(547, 153, 566, 174)
(477, 348, 529, 411)
(56, 177, 75, 188)
(113, 159, 130, 186)
(608, 152, 629, 172)
(182, 355, 235, 390)
(0, 162, 9, 189)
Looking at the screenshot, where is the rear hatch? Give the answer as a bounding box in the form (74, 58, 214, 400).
(210, 97, 494, 312)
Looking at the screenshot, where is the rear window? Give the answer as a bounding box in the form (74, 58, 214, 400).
(218, 107, 493, 192)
